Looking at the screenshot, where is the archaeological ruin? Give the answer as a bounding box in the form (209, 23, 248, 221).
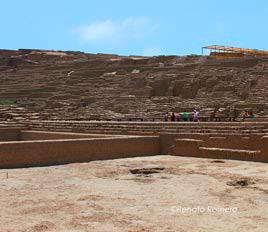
(0, 48, 268, 167)
(1, 48, 268, 231)
(0, 48, 268, 121)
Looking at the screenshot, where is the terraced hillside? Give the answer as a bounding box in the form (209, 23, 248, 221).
(0, 49, 268, 120)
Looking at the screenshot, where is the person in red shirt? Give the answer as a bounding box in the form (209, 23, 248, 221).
(242, 110, 248, 122)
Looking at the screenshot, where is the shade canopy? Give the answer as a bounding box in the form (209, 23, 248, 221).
(203, 45, 268, 56)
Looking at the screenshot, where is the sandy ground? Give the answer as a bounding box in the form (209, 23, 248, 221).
(0, 155, 268, 232)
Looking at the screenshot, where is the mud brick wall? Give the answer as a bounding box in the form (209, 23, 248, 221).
(0, 128, 21, 141)
(26, 121, 268, 136)
(160, 133, 263, 154)
(259, 136, 268, 162)
(170, 139, 203, 156)
(0, 136, 160, 168)
(20, 130, 123, 141)
(172, 138, 262, 162)
(198, 147, 261, 162)
(200, 135, 262, 150)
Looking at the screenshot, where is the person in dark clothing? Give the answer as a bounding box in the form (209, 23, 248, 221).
(171, 112, 176, 122)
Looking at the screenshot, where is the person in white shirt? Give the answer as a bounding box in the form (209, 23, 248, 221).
(194, 110, 198, 122)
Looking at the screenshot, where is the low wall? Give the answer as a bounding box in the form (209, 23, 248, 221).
(171, 138, 263, 162)
(0, 136, 160, 168)
(0, 125, 266, 167)
(0, 128, 22, 141)
(20, 130, 123, 141)
(160, 133, 263, 154)
(259, 136, 268, 162)
(170, 139, 203, 156)
(199, 147, 261, 161)
(26, 121, 268, 135)
(201, 135, 261, 150)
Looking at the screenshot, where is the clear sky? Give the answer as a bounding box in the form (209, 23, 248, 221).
(1, 0, 268, 56)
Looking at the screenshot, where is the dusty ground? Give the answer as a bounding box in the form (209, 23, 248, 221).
(0, 155, 268, 232)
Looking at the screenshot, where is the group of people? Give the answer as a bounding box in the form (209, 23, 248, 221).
(242, 110, 255, 121)
(164, 110, 199, 122)
(164, 110, 255, 122)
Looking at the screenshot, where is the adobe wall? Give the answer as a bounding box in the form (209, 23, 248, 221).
(0, 136, 160, 168)
(0, 128, 21, 141)
(26, 121, 268, 137)
(20, 130, 123, 141)
(194, 134, 262, 150)
(160, 133, 263, 154)
(28, 120, 268, 128)
(169, 139, 203, 156)
(259, 136, 268, 162)
(171, 139, 263, 162)
(198, 147, 261, 162)
(0, 121, 265, 167)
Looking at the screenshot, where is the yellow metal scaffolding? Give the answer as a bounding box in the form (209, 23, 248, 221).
(202, 45, 268, 58)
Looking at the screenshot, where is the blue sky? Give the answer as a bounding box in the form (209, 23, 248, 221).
(1, 0, 268, 56)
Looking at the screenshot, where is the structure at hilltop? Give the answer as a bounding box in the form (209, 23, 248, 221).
(0, 48, 268, 121)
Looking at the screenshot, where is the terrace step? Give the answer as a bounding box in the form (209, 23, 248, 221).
(199, 147, 261, 161)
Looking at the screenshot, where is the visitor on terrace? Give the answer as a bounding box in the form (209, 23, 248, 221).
(194, 110, 199, 122)
(210, 109, 216, 121)
(249, 111, 255, 119)
(171, 112, 176, 122)
(242, 110, 248, 122)
(164, 112, 169, 121)
(183, 110, 189, 122)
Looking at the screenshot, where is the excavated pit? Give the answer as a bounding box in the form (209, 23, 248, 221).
(227, 179, 255, 187)
(211, 160, 225, 163)
(129, 167, 165, 175)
